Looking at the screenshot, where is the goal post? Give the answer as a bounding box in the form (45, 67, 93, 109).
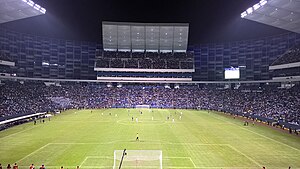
(135, 105, 150, 109)
(113, 150, 162, 169)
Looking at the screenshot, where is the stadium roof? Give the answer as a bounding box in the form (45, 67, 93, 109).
(241, 0, 300, 34)
(0, 0, 46, 24)
(102, 21, 189, 52)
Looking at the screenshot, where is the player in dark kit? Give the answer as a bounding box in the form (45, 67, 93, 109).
(136, 133, 139, 141)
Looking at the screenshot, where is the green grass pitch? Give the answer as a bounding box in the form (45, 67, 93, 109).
(0, 109, 300, 169)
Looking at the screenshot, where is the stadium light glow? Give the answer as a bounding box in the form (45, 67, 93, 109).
(241, 0, 267, 18)
(34, 4, 41, 10)
(27, 0, 34, 6)
(246, 7, 253, 14)
(260, 0, 268, 6)
(241, 11, 247, 18)
(40, 8, 46, 14)
(253, 3, 261, 10)
(22, 0, 46, 14)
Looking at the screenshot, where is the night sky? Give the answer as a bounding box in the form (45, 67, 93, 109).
(1, 0, 288, 44)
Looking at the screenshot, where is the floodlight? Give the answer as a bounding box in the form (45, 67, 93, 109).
(40, 8, 46, 14)
(253, 3, 261, 10)
(260, 0, 267, 6)
(241, 11, 247, 18)
(246, 7, 253, 14)
(22, 0, 28, 2)
(27, 0, 34, 6)
(34, 4, 40, 10)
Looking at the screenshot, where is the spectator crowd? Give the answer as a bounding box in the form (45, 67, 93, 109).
(272, 44, 300, 66)
(95, 51, 194, 69)
(0, 81, 299, 126)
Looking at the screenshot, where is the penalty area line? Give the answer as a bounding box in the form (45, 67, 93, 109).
(189, 157, 197, 168)
(17, 143, 50, 163)
(80, 156, 114, 167)
(79, 157, 88, 168)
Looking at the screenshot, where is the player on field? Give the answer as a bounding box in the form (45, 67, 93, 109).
(0, 163, 2, 169)
(39, 164, 45, 169)
(6, 164, 11, 169)
(136, 133, 139, 141)
(76, 166, 80, 169)
(12, 163, 18, 169)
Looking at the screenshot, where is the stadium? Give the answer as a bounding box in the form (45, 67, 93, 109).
(0, 0, 300, 168)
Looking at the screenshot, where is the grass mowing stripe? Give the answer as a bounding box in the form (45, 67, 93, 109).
(17, 143, 50, 163)
(1, 109, 299, 168)
(0, 125, 38, 140)
(227, 144, 261, 167)
(208, 111, 300, 152)
(189, 157, 197, 168)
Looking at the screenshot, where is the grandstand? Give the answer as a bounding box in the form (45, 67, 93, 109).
(269, 43, 300, 81)
(0, 0, 300, 169)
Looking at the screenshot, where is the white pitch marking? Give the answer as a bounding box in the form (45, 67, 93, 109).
(86, 156, 114, 159)
(16, 166, 277, 169)
(0, 126, 38, 140)
(189, 157, 197, 168)
(17, 143, 50, 163)
(79, 156, 88, 167)
(208, 113, 300, 152)
(49, 141, 229, 146)
(227, 144, 261, 167)
(164, 156, 190, 159)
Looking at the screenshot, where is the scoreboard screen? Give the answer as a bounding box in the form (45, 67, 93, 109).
(224, 67, 240, 79)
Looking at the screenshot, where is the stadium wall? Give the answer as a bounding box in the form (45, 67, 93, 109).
(193, 33, 300, 81)
(1, 27, 300, 81)
(0, 27, 97, 79)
